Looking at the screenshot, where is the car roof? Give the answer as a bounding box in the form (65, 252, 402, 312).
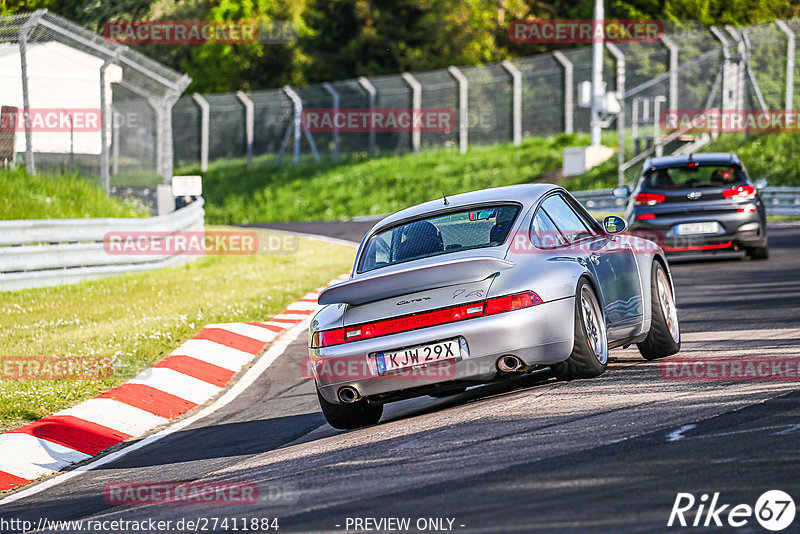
(367, 183, 557, 234)
(642, 152, 741, 171)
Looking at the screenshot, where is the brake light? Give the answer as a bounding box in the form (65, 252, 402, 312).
(737, 206, 757, 213)
(485, 291, 543, 315)
(634, 193, 666, 206)
(311, 291, 543, 347)
(636, 213, 656, 220)
(722, 184, 756, 200)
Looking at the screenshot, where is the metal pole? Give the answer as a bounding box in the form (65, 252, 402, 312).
(283, 85, 302, 165)
(632, 97, 640, 154)
(606, 43, 625, 186)
(358, 76, 376, 156)
(18, 10, 46, 175)
(590, 0, 604, 146)
(99, 47, 122, 193)
(401, 72, 422, 154)
(322, 82, 340, 162)
(710, 27, 734, 112)
(236, 91, 254, 168)
(776, 20, 795, 113)
(191, 93, 210, 171)
(661, 34, 678, 112)
(111, 106, 119, 177)
(447, 66, 469, 153)
(736, 28, 768, 113)
(653, 96, 666, 157)
(501, 61, 522, 146)
(552, 51, 574, 134)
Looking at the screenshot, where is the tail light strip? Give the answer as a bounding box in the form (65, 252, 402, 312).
(311, 291, 543, 348)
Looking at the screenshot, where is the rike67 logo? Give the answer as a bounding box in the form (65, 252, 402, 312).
(669, 490, 796, 531)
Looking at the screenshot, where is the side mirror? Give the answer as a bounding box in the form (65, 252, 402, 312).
(603, 215, 627, 234)
(612, 186, 630, 199)
(754, 178, 768, 190)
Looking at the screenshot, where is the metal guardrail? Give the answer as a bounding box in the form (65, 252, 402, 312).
(573, 186, 800, 216)
(0, 200, 204, 291)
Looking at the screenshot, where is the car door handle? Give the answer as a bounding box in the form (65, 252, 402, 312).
(589, 254, 600, 265)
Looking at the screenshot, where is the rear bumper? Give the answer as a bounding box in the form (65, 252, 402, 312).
(629, 210, 766, 254)
(310, 298, 575, 404)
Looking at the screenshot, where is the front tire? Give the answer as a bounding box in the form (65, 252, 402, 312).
(553, 278, 608, 380)
(638, 261, 681, 360)
(316, 386, 383, 430)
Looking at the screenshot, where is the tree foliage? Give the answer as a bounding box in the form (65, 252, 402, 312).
(1, 0, 796, 92)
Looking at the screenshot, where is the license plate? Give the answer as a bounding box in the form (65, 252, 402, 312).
(675, 222, 719, 236)
(375, 339, 460, 375)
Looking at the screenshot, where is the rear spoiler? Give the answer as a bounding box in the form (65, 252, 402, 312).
(318, 257, 515, 306)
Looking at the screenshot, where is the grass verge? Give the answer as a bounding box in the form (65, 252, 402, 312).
(190, 133, 609, 224)
(0, 168, 147, 220)
(0, 229, 355, 432)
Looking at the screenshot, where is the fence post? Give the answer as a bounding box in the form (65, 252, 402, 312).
(401, 72, 422, 154)
(111, 105, 119, 176)
(191, 93, 210, 171)
(100, 47, 122, 193)
(446, 66, 469, 153)
(281, 85, 320, 165)
(776, 20, 795, 113)
(660, 34, 678, 112)
(501, 61, 522, 146)
(552, 51, 574, 135)
(322, 82, 340, 162)
(358, 76, 376, 156)
(653, 96, 666, 157)
(606, 43, 625, 186)
(710, 27, 738, 113)
(236, 91, 254, 168)
(18, 10, 46, 175)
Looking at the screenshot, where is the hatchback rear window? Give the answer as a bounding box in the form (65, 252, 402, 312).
(644, 165, 746, 189)
(359, 204, 520, 273)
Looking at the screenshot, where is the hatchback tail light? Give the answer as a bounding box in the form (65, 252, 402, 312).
(311, 291, 543, 348)
(634, 193, 666, 206)
(636, 213, 656, 220)
(722, 184, 756, 200)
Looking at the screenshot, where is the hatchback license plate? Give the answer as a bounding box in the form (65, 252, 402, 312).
(676, 222, 719, 235)
(376, 339, 461, 375)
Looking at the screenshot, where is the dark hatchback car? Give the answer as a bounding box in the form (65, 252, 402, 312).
(614, 153, 769, 259)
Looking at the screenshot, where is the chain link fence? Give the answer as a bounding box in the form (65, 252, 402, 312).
(0, 10, 190, 191)
(171, 19, 800, 190)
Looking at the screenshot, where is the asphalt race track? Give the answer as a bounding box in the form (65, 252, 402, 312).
(2, 223, 799, 533)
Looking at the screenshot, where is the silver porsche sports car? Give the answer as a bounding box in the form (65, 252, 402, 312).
(308, 184, 681, 429)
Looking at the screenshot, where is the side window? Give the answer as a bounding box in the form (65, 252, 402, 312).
(530, 208, 567, 248)
(540, 194, 593, 243)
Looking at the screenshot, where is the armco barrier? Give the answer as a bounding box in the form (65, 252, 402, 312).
(0, 200, 204, 292)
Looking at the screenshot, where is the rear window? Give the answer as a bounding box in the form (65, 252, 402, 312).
(644, 165, 746, 189)
(358, 204, 520, 273)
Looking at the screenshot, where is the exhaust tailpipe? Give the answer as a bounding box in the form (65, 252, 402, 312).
(497, 355, 523, 373)
(338, 386, 360, 403)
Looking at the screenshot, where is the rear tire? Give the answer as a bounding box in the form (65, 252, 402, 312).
(553, 279, 608, 380)
(637, 261, 681, 360)
(746, 245, 769, 260)
(316, 386, 383, 430)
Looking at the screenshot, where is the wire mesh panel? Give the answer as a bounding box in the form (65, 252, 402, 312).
(111, 84, 156, 185)
(514, 54, 565, 138)
(172, 95, 200, 167)
(459, 64, 512, 145)
(328, 79, 370, 157)
(296, 84, 334, 158)
(250, 88, 293, 160)
(205, 92, 245, 162)
(369, 74, 412, 154)
(414, 69, 458, 149)
(744, 23, 786, 110)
